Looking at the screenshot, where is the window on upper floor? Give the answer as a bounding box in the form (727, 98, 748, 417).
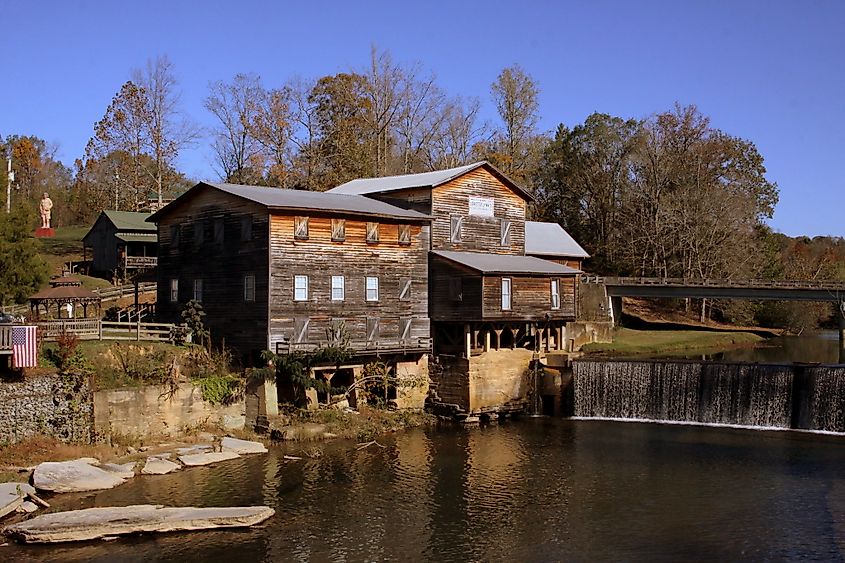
(294, 275, 309, 301)
(399, 278, 412, 301)
(501, 277, 512, 311)
(450, 215, 463, 243)
(214, 218, 224, 244)
(169, 279, 179, 303)
(331, 218, 346, 242)
(366, 276, 379, 302)
(240, 216, 253, 241)
(193, 221, 204, 245)
(367, 222, 379, 243)
(331, 276, 345, 301)
(449, 278, 463, 302)
(244, 274, 256, 303)
(398, 224, 411, 245)
(294, 216, 309, 240)
(501, 219, 512, 246)
(551, 279, 560, 310)
(170, 224, 181, 245)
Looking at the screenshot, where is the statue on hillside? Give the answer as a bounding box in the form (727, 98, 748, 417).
(39, 192, 53, 229)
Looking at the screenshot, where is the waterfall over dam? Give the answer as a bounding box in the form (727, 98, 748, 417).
(571, 360, 845, 433)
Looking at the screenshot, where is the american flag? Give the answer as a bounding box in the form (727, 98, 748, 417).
(12, 326, 38, 368)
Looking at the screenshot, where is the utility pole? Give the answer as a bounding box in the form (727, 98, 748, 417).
(113, 171, 120, 210)
(5, 157, 13, 214)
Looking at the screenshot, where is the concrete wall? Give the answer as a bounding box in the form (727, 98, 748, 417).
(394, 355, 429, 410)
(578, 282, 611, 322)
(0, 373, 93, 445)
(93, 383, 245, 440)
(565, 321, 613, 351)
(468, 348, 534, 413)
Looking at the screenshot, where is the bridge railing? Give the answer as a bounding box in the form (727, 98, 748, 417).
(582, 275, 845, 291)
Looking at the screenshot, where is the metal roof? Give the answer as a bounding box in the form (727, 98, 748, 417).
(328, 161, 535, 202)
(525, 221, 590, 258)
(148, 182, 432, 223)
(431, 250, 581, 275)
(102, 211, 156, 232)
(115, 233, 158, 243)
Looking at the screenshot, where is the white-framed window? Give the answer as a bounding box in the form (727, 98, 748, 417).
(501, 277, 512, 311)
(398, 224, 411, 245)
(244, 274, 256, 303)
(193, 279, 203, 303)
(501, 219, 512, 246)
(331, 276, 345, 301)
(169, 279, 179, 303)
(331, 218, 345, 242)
(450, 215, 463, 243)
(294, 216, 309, 240)
(551, 279, 560, 310)
(366, 222, 379, 243)
(365, 276, 379, 302)
(294, 275, 309, 301)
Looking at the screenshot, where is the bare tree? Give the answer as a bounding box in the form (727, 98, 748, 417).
(361, 47, 410, 176)
(427, 96, 489, 169)
(490, 64, 540, 175)
(251, 85, 294, 186)
(396, 73, 448, 173)
(205, 73, 264, 184)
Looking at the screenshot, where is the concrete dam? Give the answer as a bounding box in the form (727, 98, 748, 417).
(571, 359, 845, 433)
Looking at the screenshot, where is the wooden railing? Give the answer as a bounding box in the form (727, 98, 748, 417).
(34, 319, 176, 342)
(276, 337, 432, 356)
(96, 282, 157, 301)
(124, 256, 158, 269)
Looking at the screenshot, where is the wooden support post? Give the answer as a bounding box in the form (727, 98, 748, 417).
(494, 329, 503, 351)
(136, 320, 141, 341)
(838, 301, 845, 365)
(484, 331, 491, 352)
(465, 325, 472, 359)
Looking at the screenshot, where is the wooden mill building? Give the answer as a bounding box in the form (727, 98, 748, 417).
(150, 162, 584, 415)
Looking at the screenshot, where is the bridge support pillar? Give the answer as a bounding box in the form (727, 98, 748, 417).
(610, 296, 623, 327)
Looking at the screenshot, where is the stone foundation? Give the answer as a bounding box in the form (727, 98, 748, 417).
(565, 321, 613, 351)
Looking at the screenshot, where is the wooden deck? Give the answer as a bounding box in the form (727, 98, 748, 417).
(276, 337, 432, 356)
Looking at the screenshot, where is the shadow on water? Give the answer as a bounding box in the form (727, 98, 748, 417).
(4, 419, 845, 562)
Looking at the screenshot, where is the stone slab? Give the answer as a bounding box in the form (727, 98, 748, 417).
(221, 437, 267, 455)
(0, 483, 36, 519)
(140, 458, 181, 475)
(3, 504, 275, 543)
(101, 462, 136, 479)
(33, 460, 129, 493)
(178, 451, 240, 467)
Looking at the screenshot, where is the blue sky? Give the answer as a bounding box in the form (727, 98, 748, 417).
(1, 0, 843, 237)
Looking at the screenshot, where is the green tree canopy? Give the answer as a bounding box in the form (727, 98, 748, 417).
(0, 207, 48, 306)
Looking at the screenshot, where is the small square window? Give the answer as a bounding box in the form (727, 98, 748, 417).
(366, 222, 379, 243)
(398, 224, 411, 245)
(193, 279, 203, 303)
(331, 276, 345, 301)
(244, 274, 256, 302)
(450, 215, 463, 243)
(331, 218, 346, 242)
(294, 275, 308, 301)
(501, 277, 512, 311)
(365, 276, 379, 302)
(501, 219, 512, 246)
(294, 216, 309, 240)
(169, 279, 179, 303)
(240, 216, 253, 241)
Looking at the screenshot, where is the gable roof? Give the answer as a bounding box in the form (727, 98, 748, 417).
(102, 211, 156, 232)
(525, 221, 590, 259)
(327, 161, 535, 202)
(431, 250, 581, 275)
(148, 182, 433, 223)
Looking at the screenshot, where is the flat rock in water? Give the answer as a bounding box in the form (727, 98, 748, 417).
(101, 462, 136, 479)
(33, 460, 129, 493)
(178, 451, 240, 467)
(175, 444, 213, 456)
(140, 458, 180, 475)
(220, 437, 267, 455)
(3, 504, 275, 543)
(0, 483, 36, 519)
(18, 501, 39, 514)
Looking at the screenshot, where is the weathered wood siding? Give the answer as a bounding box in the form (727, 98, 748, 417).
(481, 275, 576, 320)
(528, 255, 583, 271)
(84, 216, 119, 274)
(154, 187, 270, 356)
(431, 167, 526, 254)
(429, 254, 483, 321)
(268, 215, 430, 352)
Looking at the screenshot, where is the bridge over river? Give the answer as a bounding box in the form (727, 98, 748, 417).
(582, 276, 845, 361)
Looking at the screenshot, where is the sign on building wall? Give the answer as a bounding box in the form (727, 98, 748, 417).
(468, 196, 494, 217)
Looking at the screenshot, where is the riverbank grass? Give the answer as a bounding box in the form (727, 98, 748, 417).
(583, 328, 763, 356)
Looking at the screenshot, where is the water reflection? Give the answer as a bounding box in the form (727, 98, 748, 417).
(703, 330, 840, 364)
(5, 420, 845, 562)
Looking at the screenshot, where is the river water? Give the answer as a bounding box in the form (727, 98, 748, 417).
(6, 419, 845, 562)
(685, 329, 841, 364)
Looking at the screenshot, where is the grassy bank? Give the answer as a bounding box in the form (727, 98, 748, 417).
(582, 328, 764, 357)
